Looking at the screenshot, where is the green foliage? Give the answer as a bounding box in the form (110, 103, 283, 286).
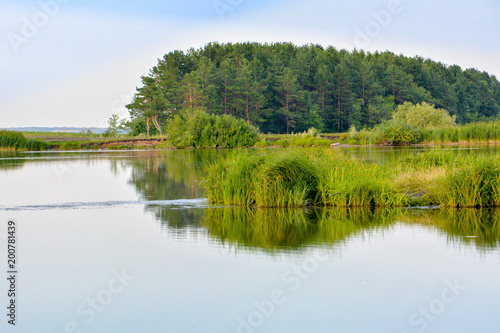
(126, 42, 500, 135)
(0, 130, 48, 151)
(371, 120, 422, 145)
(105, 114, 127, 137)
(392, 102, 456, 128)
(165, 109, 258, 148)
(437, 159, 500, 208)
(59, 142, 81, 150)
(204, 150, 410, 208)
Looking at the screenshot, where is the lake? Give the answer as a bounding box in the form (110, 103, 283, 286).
(0, 148, 499, 333)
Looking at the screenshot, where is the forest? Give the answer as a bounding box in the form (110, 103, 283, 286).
(125, 42, 500, 135)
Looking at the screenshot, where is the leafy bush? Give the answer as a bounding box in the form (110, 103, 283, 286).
(392, 102, 456, 128)
(165, 109, 259, 148)
(371, 120, 422, 145)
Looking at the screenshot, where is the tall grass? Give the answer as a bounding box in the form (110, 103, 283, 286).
(0, 130, 48, 151)
(205, 149, 500, 208)
(204, 149, 411, 208)
(342, 120, 500, 145)
(255, 129, 332, 148)
(436, 158, 500, 207)
(419, 121, 500, 144)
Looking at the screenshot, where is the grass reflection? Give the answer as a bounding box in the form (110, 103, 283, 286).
(202, 207, 500, 251)
(204, 207, 399, 250)
(403, 208, 500, 249)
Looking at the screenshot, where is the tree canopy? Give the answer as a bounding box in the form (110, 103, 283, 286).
(126, 42, 500, 134)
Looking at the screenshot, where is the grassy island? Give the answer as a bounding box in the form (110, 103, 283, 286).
(204, 149, 500, 208)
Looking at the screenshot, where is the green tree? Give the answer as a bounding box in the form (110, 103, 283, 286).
(275, 67, 303, 134)
(106, 114, 126, 136)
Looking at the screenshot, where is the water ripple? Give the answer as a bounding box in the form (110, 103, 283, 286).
(0, 199, 208, 211)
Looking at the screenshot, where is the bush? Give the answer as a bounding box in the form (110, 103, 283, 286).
(371, 120, 422, 145)
(165, 109, 259, 148)
(392, 102, 456, 128)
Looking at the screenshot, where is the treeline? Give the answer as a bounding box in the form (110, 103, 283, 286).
(126, 42, 500, 134)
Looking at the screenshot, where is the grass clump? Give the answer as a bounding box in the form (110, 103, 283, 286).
(204, 150, 410, 208)
(437, 158, 500, 207)
(0, 130, 48, 151)
(205, 149, 500, 208)
(254, 129, 332, 148)
(59, 142, 81, 150)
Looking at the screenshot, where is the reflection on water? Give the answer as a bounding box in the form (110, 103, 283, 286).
(122, 150, 224, 200)
(202, 207, 500, 251)
(2, 148, 499, 252)
(204, 207, 396, 250)
(403, 208, 500, 249)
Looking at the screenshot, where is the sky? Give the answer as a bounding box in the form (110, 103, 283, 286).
(1, 0, 499, 128)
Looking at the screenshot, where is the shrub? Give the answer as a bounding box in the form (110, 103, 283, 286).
(371, 120, 422, 145)
(165, 109, 259, 148)
(392, 102, 456, 128)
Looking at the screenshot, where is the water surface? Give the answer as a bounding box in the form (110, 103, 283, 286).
(0, 148, 498, 333)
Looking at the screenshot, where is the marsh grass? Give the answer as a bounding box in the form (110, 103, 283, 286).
(0, 130, 48, 151)
(204, 149, 413, 208)
(254, 131, 332, 148)
(205, 149, 500, 208)
(436, 158, 500, 207)
(59, 142, 82, 150)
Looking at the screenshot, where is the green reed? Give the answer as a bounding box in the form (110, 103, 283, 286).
(204, 149, 500, 208)
(0, 130, 48, 151)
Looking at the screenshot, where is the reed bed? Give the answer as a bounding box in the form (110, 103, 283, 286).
(0, 130, 48, 151)
(204, 149, 500, 208)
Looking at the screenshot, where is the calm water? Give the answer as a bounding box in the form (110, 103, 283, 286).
(0, 148, 499, 333)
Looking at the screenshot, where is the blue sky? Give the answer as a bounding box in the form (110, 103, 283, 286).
(1, 0, 499, 127)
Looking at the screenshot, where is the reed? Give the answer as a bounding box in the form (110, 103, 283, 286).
(0, 130, 48, 151)
(436, 158, 500, 207)
(204, 149, 500, 208)
(204, 149, 412, 207)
